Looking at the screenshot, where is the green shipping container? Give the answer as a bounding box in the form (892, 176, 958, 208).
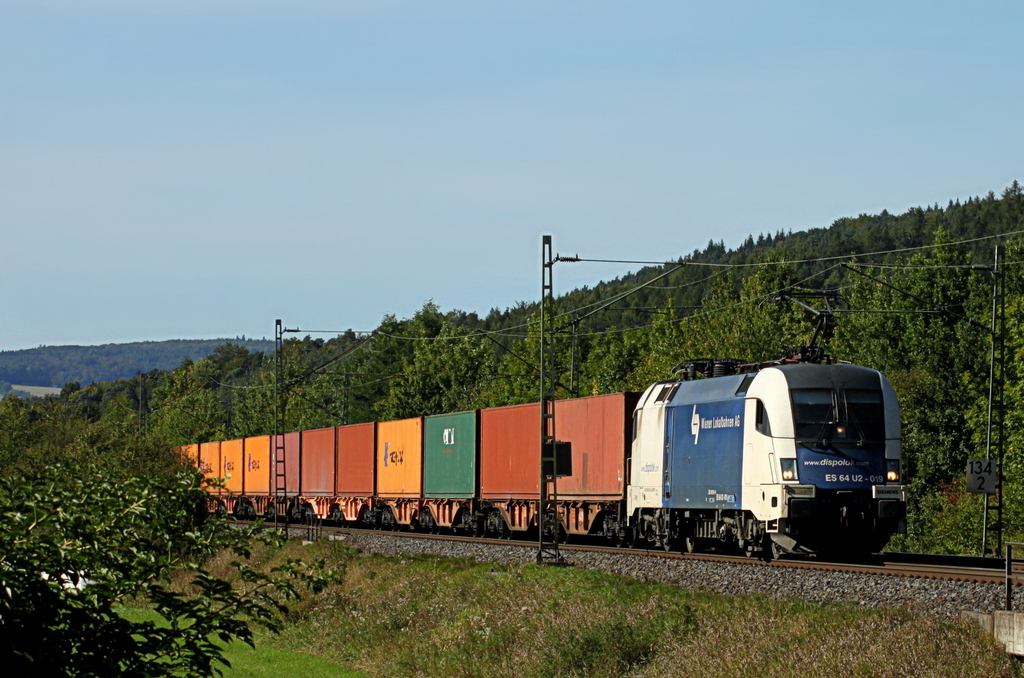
(423, 411, 478, 498)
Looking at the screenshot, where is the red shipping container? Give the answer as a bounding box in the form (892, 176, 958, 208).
(335, 422, 375, 496)
(272, 432, 301, 494)
(480, 403, 540, 499)
(479, 393, 638, 501)
(554, 393, 639, 499)
(301, 427, 336, 495)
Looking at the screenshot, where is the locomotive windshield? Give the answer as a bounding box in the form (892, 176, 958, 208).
(844, 389, 885, 441)
(792, 390, 834, 440)
(791, 388, 885, 442)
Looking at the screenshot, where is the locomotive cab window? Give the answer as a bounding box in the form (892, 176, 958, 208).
(654, 383, 678, 404)
(791, 389, 835, 440)
(735, 374, 755, 396)
(843, 389, 885, 442)
(755, 399, 772, 436)
(791, 388, 886, 442)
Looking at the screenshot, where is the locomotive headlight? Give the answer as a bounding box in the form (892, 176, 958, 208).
(886, 459, 901, 482)
(780, 458, 798, 482)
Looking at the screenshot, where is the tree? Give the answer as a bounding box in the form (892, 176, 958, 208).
(0, 465, 336, 677)
(376, 320, 493, 420)
(146, 359, 226, 446)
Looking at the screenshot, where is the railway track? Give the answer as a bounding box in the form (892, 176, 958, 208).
(268, 520, 1012, 586)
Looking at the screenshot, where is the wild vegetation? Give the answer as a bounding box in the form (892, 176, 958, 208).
(0, 462, 337, 676)
(207, 539, 1016, 678)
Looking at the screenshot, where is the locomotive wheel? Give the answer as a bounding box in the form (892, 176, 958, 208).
(683, 535, 697, 554)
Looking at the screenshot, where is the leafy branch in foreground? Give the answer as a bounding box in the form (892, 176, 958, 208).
(0, 465, 338, 677)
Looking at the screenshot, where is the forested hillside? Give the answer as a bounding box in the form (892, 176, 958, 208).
(0, 338, 274, 389)
(2, 181, 1023, 556)
(479, 184, 1023, 335)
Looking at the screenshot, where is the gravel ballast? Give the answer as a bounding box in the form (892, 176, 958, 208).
(326, 531, 1010, 619)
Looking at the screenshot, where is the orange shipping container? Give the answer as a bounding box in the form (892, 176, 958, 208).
(199, 441, 221, 493)
(179, 443, 199, 467)
(376, 418, 422, 498)
(220, 439, 244, 493)
(243, 435, 271, 495)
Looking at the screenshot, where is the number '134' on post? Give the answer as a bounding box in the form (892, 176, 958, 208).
(966, 459, 998, 495)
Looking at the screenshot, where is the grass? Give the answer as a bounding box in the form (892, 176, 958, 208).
(117, 606, 364, 678)
(217, 641, 362, 678)
(192, 541, 1020, 678)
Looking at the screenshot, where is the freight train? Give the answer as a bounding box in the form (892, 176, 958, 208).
(189, 359, 907, 558)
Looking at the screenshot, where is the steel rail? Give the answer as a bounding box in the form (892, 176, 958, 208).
(236, 520, 1014, 586)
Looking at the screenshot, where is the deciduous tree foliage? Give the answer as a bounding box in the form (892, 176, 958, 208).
(0, 465, 336, 677)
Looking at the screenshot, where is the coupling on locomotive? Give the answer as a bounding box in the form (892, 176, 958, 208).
(191, 357, 906, 558)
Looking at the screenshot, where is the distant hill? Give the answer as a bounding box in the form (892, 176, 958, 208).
(0, 338, 275, 388)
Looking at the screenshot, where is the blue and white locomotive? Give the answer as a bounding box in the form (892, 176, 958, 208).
(627, 361, 906, 557)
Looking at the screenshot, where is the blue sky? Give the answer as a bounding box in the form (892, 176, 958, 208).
(2, 1, 1021, 350)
